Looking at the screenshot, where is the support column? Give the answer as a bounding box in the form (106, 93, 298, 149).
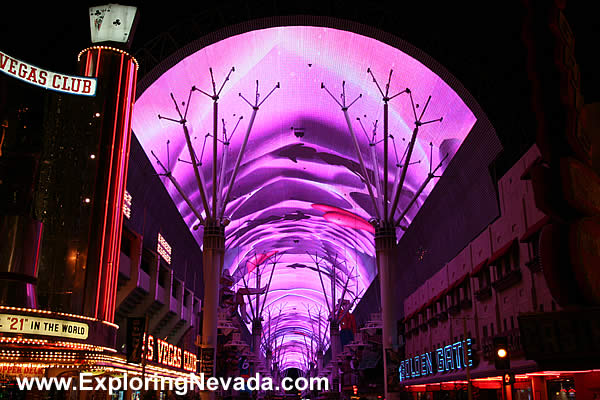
(201, 223, 224, 400)
(317, 349, 324, 373)
(376, 223, 399, 400)
(252, 318, 263, 367)
(330, 320, 341, 362)
(330, 319, 341, 391)
(266, 349, 273, 376)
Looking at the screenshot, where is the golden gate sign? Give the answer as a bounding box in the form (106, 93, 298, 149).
(0, 50, 96, 96)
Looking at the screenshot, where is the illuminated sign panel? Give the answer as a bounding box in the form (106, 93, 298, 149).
(0, 50, 96, 96)
(89, 4, 138, 44)
(143, 334, 197, 372)
(0, 314, 89, 340)
(157, 233, 171, 264)
(123, 190, 132, 219)
(0, 363, 46, 376)
(399, 338, 473, 381)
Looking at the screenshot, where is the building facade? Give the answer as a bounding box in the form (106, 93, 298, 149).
(399, 145, 600, 400)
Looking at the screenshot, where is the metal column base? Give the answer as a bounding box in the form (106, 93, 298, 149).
(375, 223, 400, 400)
(200, 223, 225, 400)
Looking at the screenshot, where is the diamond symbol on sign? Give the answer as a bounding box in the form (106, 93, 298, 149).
(113, 19, 121, 26)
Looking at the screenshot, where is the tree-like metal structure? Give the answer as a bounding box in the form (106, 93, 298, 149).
(262, 303, 287, 380)
(308, 252, 360, 388)
(239, 251, 282, 374)
(304, 304, 330, 376)
(153, 68, 279, 400)
(322, 70, 447, 399)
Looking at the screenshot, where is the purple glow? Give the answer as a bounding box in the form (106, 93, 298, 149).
(132, 26, 476, 370)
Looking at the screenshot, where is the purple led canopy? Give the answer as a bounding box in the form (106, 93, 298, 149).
(132, 26, 476, 370)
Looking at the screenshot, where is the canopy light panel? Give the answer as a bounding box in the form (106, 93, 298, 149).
(132, 26, 476, 370)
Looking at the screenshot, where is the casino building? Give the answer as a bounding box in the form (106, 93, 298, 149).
(1, 2, 599, 400)
(399, 145, 600, 400)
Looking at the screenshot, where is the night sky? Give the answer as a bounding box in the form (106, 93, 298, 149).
(1, 1, 598, 175)
(1, 2, 597, 105)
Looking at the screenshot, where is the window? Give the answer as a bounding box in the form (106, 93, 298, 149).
(483, 325, 488, 337)
(120, 233, 132, 257)
(510, 316, 514, 330)
(158, 267, 169, 288)
(495, 244, 519, 280)
(172, 279, 180, 298)
(490, 323, 494, 336)
(530, 231, 541, 259)
(478, 268, 491, 289)
(140, 248, 153, 274)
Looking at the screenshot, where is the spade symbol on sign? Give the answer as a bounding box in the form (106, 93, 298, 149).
(113, 19, 121, 26)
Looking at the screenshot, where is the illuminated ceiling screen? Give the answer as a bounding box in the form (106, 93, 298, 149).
(133, 26, 476, 370)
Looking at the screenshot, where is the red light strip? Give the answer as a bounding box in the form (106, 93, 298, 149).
(108, 54, 127, 321)
(403, 369, 600, 389)
(96, 48, 101, 77)
(0, 337, 115, 352)
(110, 59, 135, 320)
(34, 224, 42, 276)
(85, 51, 91, 76)
(106, 54, 125, 321)
(95, 51, 122, 320)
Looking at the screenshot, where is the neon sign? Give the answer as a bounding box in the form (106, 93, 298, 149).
(157, 233, 171, 264)
(399, 338, 473, 381)
(143, 334, 197, 372)
(0, 50, 96, 96)
(123, 190, 132, 219)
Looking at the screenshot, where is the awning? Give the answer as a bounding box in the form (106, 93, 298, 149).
(430, 289, 448, 305)
(519, 155, 542, 180)
(404, 304, 426, 322)
(488, 239, 518, 264)
(470, 258, 488, 276)
(520, 215, 550, 242)
(447, 273, 469, 292)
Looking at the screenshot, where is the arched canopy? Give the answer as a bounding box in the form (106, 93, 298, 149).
(132, 23, 477, 370)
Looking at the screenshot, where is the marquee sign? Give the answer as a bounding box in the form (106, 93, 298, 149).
(0, 363, 46, 376)
(399, 338, 473, 381)
(0, 50, 96, 96)
(0, 313, 89, 340)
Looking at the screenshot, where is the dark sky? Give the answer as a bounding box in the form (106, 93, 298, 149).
(1, 1, 598, 102)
